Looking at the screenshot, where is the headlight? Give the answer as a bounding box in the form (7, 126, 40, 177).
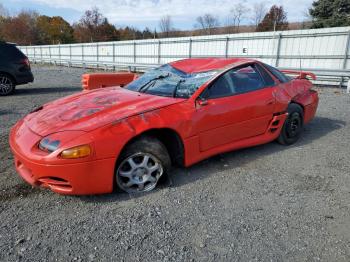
(60, 145, 91, 159)
(39, 138, 60, 152)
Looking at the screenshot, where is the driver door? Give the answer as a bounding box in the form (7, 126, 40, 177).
(193, 63, 277, 152)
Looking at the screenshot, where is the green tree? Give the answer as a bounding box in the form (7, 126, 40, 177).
(257, 5, 288, 32)
(309, 0, 350, 28)
(37, 15, 74, 44)
(118, 26, 150, 40)
(142, 27, 155, 39)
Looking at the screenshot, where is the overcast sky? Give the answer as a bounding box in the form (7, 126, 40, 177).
(2, 0, 313, 30)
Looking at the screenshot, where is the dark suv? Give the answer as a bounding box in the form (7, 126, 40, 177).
(0, 42, 34, 95)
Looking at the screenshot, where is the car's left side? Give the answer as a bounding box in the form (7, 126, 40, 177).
(9, 58, 318, 195)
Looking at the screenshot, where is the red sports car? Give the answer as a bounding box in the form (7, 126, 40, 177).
(9, 58, 319, 195)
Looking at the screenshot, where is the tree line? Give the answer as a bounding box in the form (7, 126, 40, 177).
(0, 0, 349, 46)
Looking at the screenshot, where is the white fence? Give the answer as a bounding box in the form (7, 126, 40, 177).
(20, 26, 350, 86)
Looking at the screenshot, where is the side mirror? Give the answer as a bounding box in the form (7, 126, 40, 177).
(196, 97, 209, 107)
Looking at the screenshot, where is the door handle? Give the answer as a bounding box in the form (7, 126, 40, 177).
(266, 100, 274, 105)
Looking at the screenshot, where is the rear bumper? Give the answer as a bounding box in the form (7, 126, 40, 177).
(303, 90, 319, 124)
(9, 122, 116, 195)
(15, 70, 34, 85)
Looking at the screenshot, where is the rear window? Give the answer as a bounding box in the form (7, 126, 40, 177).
(0, 44, 26, 60)
(264, 63, 291, 83)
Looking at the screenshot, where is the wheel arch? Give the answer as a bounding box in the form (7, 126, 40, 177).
(289, 100, 305, 122)
(118, 128, 185, 167)
(0, 71, 17, 84)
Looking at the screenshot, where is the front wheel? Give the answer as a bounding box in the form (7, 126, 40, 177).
(277, 103, 304, 145)
(0, 74, 15, 96)
(115, 137, 171, 193)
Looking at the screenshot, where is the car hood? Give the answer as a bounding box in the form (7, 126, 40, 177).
(24, 87, 185, 136)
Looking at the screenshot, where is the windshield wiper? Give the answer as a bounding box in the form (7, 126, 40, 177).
(138, 73, 170, 93)
(173, 79, 185, 98)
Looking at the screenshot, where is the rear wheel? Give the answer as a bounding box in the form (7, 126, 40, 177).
(116, 137, 171, 193)
(277, 103, 303, 145)
(0, 73, 15, 96)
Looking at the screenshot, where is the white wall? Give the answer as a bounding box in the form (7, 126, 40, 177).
(20, 27, 350, 74)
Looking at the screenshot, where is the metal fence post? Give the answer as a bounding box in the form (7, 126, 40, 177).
(58, 44, 61, 65)
(82, 44, 85, 68)
(157, 40, 162, 65)
(49, 46, 51, 64)
(340, 31, 350, 88)
(112, 42, 115, 62)
(96, 43, 99, 69)
(225, 37, 229, 58)
(275, 33, 282, 67)
(342, 31, 350, 69)
(157, 40, 161, 64)
(69, 44, 72, 66)
(189, 39, 192, 58)
(133, 41, 136, 63)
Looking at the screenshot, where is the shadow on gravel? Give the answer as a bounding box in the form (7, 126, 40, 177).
(79, 116, 345, 203)
(14, 87, 80, 95)
(168, 116, 346, 188)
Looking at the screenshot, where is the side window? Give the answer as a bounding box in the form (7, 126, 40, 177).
(264, 63, 291, 83)
(203, 64, 270, 99)
(255, 64, 275, 87)
(229, 65, 265, 94)
(204, 72, 234, 99)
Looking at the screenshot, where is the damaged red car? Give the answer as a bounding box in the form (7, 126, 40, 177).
(9, 58, 319, 195)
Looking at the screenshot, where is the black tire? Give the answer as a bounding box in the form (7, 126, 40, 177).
(277, 103, 304, 145)
(0, 73, 15, 96)
(115, 136, 171, 193)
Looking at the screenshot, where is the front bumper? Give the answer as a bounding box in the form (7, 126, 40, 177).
(9, 122, 116, 195)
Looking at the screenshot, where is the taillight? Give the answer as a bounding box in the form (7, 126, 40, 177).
(21, 58, 30, 68)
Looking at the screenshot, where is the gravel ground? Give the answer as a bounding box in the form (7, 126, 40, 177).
(0, 65, 349, 262)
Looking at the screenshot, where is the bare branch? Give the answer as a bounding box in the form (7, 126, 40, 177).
(0, 3, 9, 17)
(227, 2, 250, 33)
(159, 15, 173, 37)
(195, 13, 219, 35)
(251, 3, 267, 28)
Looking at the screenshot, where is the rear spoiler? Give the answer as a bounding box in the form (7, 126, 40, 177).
(280, 70, 316, 80)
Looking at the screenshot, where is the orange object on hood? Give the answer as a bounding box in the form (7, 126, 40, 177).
(81, 72, 138, 90)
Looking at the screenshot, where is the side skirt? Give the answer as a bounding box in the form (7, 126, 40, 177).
(183, 113, 288, 167)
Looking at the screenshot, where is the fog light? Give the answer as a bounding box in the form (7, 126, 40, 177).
(60, 145, 91, 159)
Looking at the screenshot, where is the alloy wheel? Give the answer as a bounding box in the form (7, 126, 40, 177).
(286, 112, 301, 138)
(0, 76, 14, 95)
(116, 153, 164, 193)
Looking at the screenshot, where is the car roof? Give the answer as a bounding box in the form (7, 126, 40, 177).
(0, 41, 16, 45)
(169, 58, 256, 74)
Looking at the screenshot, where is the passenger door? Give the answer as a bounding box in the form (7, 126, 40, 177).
(193, 63, 277, 152)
